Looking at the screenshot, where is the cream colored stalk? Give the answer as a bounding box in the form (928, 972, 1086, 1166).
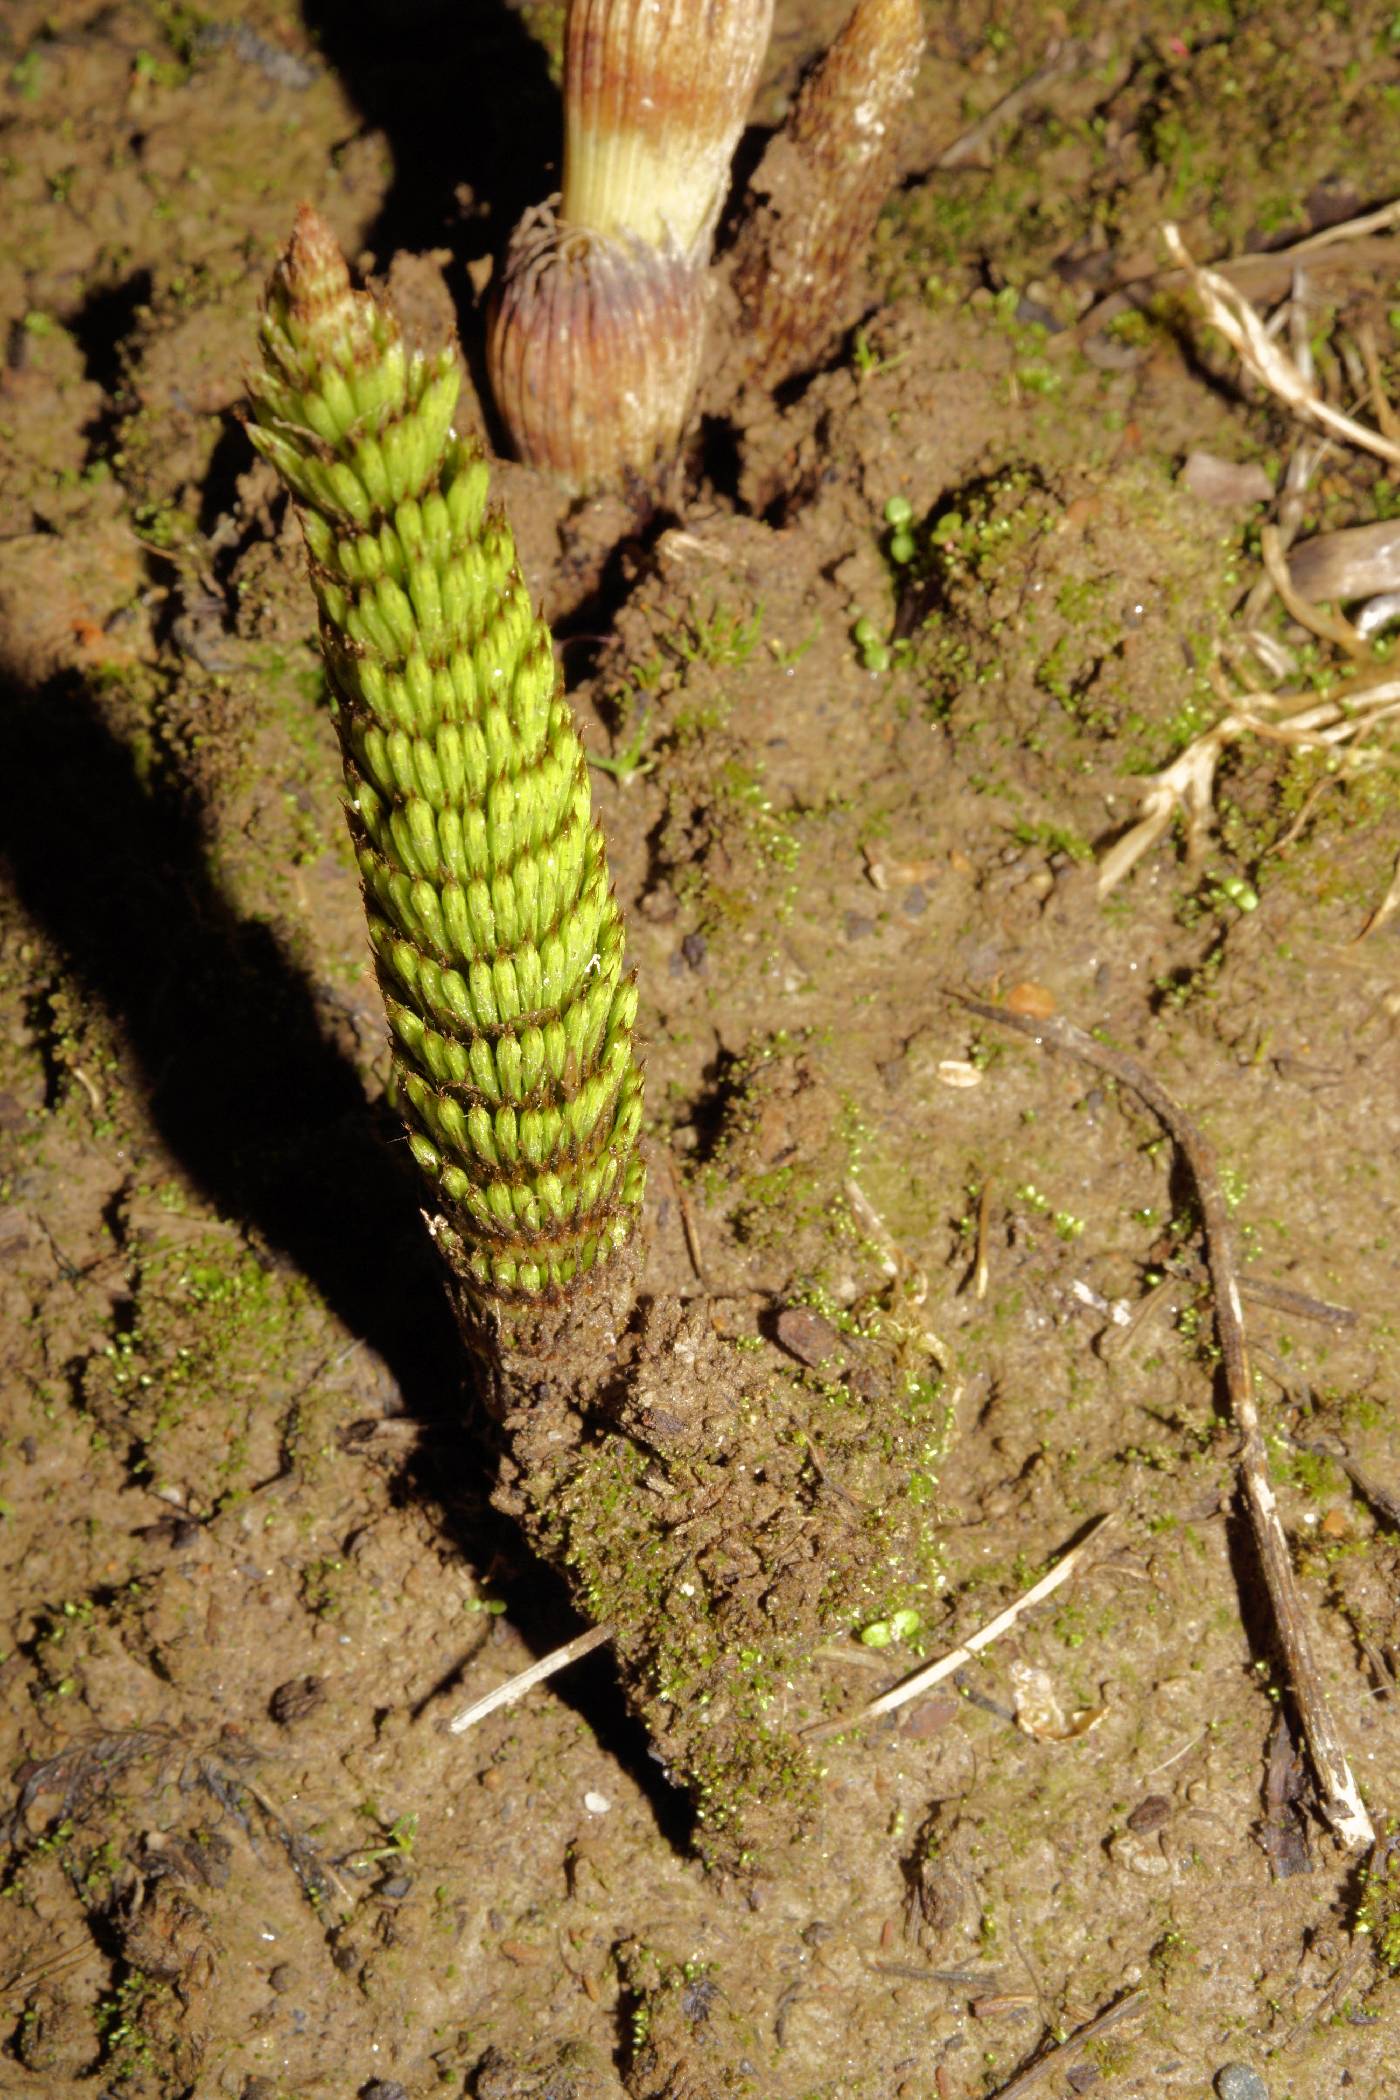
(489, 0, 773, 493)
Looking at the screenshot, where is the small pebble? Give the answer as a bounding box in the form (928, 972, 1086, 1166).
(1180, 450, 1274, 509)
(1126, 1793, 1172, 1834)
(680, 930, 707, 971)
(901, 885, 928, 917)
(937, 1059, 982, 1089)
(1005, 979, 1056, 1018)
(774, 1305, 841, 1368)
(844, 911, 875, 941)
(1215, 2065, 1268, 2100)
(584, 1790, 611, 1815)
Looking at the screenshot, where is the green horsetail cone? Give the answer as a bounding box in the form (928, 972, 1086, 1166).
(249, 209, 645, 1305)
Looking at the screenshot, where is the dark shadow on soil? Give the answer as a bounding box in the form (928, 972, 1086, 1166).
(67, 269, 152, 395)
(299, 0, 557, 267)
(553, 508, 682, 686)
(404, 1408, 696, 1853)
(198, 417, 258, 541)
(1221, 1488, 1312, 1860)
(0, 666, 459, 1416)
(64, 269, 153, 464)
(453, 1547, 697, 1860)
(0, 667, 696, 1854)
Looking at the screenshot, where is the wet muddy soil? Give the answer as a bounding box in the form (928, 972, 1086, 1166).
(2, 3, 1400, 2096)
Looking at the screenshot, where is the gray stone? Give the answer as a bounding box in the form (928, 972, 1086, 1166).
(1215, 2066, 1268, 2100)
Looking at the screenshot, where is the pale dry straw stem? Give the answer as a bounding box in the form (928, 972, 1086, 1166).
(1239, 430, 1326, 633)
(1076, 196, 1400, 348)
(1356, 322, 1400, 443)
(1260, 522, 1368, 655)
(1264, 195, 1400, 263)
(844, 1175, 899, 1277)
(1098, 672, 1400, 897)
(1163, 223, 1400, 468)
(1096, 715, 1239, 897)
(804, 1514, 1115, 1741)
(845, 1175, 957, 1378)
(449, 1623, 614, 1735)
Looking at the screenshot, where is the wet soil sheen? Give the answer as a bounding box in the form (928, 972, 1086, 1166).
(3, 3, 1400, 2096)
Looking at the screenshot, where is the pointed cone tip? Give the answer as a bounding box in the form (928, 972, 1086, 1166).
(282, 203, 350, 296)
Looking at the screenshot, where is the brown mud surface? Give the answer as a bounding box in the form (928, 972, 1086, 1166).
(3, 3, 1400, 2096)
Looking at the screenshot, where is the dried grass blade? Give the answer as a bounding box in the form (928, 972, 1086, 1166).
(449, 1624, 614, 1735)
(1164, 223, 1400, 469)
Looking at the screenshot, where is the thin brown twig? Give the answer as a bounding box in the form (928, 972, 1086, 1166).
(1238, 1276, 1358, 1329)
(935, 38, 1090, 168)
(972, 1181, 992, 1301)
(668, 1156, 709, 1286)
(945, 989, 1375, 1851)
(985, 1986, 1147, 2099)
(1240, 428, 1326, 632)
(1278, 1936, 1375, 2051)
(1098, 1273, 1177, 1364)
(1349, 844, 1400, 944)
(1, 1940, 95, 2002)
(240, 1775, 356, 1911)
(1290, 1436, 1400, 1534)
(1262, 770, 1338, 859)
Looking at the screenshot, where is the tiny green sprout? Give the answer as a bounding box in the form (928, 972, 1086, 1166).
(354, 1808, 418, 1869)
(587, 717, 655, 783)
(852, 614, 891, 673)
(1218, 1165, 1248, 1213)
(859, 1606, 922, 1648)
(1217, 873, 1259, 912)
(882, 495, 917, 564)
